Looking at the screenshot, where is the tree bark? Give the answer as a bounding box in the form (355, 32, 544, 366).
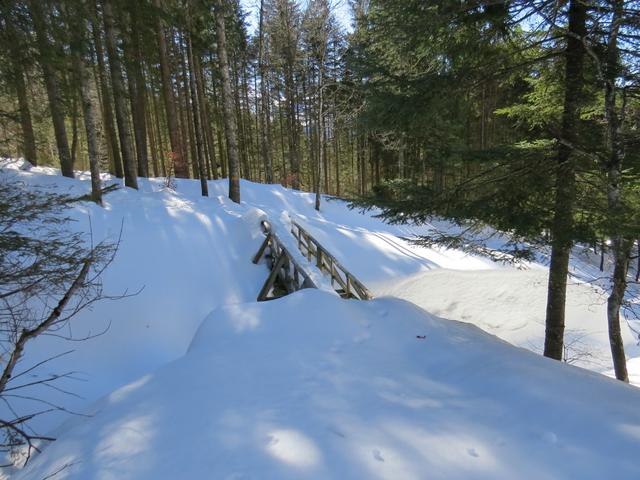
(315, 63, 325, 211)
(210, 70, 228, 178)
(214, 0, 241, 203)
(71, 32, 102, 204)
(154, 0, 188, 178)
(194, 54, 217, 179)
(101, 0, 138, 189)
(70, 93, 79, 169)
(123, 9, 149, 178)
(603, 0, 629, 382)
(151, 89, 167, 176)
(544, 0, 586, 360)
(258, 0, 274, 183)
(91, 13, 123, 178)
(12, 59, 37, 166)
(285, 63, 300, 189)
(178, 37, 196, 177)
(607, 238, 631, 381)
(233, 61, 250, 180)
(28, 0, 73, 178)
(186, 26, 208, 196)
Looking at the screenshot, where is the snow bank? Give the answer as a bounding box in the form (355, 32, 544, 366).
(15, 290, 640, 480)
(1, 163, 266, 433)
(378, 268, 640, 376)
(3, 161, 640, 478)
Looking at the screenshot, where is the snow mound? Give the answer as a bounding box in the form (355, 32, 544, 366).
(0, 166, 267, 434)
(378, 268, 640, 375)
(15, 290, 640, 480)
(4, 163, 640, 478)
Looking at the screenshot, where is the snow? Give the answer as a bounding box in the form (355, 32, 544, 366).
(14, 291, 640, 479)
(2, 159, 640, 478)
(378, 267, 640, 375)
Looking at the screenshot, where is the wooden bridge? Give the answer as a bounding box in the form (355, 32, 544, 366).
(252, 219, 373, 302)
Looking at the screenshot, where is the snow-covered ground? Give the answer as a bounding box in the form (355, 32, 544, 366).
(3, 160, 640, 479)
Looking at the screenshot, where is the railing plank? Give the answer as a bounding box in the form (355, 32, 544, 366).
(255, 219, 372, 301)
(291, 221, 373, 300)
(254, 221, 317, 301)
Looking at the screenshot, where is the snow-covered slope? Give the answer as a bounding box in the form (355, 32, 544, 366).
(3, 160, 640, 478)
(378, 267, 640, 381)
(1, 161, 268, 434)
(15, 291, 640, 480)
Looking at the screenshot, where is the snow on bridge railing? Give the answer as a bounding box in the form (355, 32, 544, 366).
(290, 221, 373, 301)
(252, 220, 318, 301)
(252, 220, 373, 301)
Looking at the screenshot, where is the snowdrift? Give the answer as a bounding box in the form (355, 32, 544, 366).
(16, 290, 640, 480)
(3, 160, 640, 478)
(1, 161, 268, 434)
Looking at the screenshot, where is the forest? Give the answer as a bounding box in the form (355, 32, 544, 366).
(2, 0, 640, 371)
(1, 0, 640, 476)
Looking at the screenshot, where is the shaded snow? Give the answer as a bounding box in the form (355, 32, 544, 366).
(2, 160, 640, 478)
(15, 291, 640, 480)
(378, 268, 640, 376)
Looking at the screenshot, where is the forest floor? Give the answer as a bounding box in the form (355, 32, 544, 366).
(3, 159, 640, 479)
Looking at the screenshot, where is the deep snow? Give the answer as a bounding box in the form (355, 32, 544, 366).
(2, 160, 640, 478)
(14, 291, 640, 480)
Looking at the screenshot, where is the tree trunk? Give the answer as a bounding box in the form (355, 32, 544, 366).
(154, 0, 188, 178)
(186, 27, 208, 196)
(233, 62, 250, 180)
(70, 93, 79, 169)
(194, 54, 217, 179)
(28, 0, 73, 177)
(101, 0, 138, 189)
(607, 238, 631, 382)
(603, 0, 629, 382)
(13, 60, 37, 166)
(259, 79, 273, 183)
(71, 36, 102, 204)
(123, 9, 149, 178)
(285, 65, 300, 189)
(543, 0, 586, 360)
(315, 64, 325, 211)
(242, 63, 257, 181)
(258, 1, 273, 183)
(210, 70, 228, 178)
(277, 83, 288, 186)
(92, 13, 123, 178)
(151, 89, 167, 176)
(214, 0, 241, 203)
(1, 7, 37, 166)
(146, 91, 160, 177)
(334, 115, 340, 196)
(178, 37, 196, 177)
(636, 241, 640, 283)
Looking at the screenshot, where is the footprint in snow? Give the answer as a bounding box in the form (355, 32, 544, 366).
(372, 449, 384, 462)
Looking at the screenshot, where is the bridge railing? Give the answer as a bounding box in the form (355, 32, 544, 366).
(252, 221, 317, 301)
(290, 221, 373, 300)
